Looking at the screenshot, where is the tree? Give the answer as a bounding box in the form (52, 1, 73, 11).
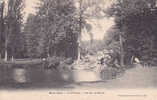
(4, 0, 24, 61)
(0, 1, 5, 60)
(24, 14, 45, 58)
(76, 0, 105, 61)
(106, 0, 157, 65)
(24, 0, 80, 59)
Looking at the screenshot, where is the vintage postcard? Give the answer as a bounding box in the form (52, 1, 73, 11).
(0, 0, 157, 100)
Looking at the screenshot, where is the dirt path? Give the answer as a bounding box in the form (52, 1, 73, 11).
(69, 65, 157, 89)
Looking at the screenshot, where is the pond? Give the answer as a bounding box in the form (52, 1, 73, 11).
(0, 64, 124, 89)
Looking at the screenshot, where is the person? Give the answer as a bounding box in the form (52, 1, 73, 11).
(134, 57, 140, 64)
(43, 57, 60, 70)
(105, 50, 120, 69)
(100, 57, 105, 65)
(42, 58, 46, 61)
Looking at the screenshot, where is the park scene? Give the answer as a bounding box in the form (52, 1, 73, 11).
(0, 0, 157, 90)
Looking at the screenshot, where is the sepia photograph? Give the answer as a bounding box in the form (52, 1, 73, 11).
(0, 0, 157, 99)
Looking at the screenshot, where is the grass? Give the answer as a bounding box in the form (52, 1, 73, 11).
(0, 59, 43, 67)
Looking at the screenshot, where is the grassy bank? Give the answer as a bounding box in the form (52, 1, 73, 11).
(0, 59, 43, 65)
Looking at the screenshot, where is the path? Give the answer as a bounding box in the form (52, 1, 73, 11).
(69, 65, 157, 89)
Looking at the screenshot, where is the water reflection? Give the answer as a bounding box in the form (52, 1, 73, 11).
(13, 68, 27, 83)
(0, 64, 71, 89)
(0, 64, 124, 89)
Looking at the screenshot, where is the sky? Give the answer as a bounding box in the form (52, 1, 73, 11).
(24, 0, 115, 41)
(24, 0, 39, 21)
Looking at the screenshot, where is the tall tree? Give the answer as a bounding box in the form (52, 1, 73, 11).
(0, 1, 5, 60)
(24, 14, 43, 58)
(4, 0, 24, 61)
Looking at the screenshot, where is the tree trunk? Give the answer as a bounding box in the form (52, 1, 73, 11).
(0, 54, 1, 61)
(76, 0, 83, 62)
(5, 25, 9, 62)
(4, 49, 8, 61)
(11, 56, 14, 62)
(4, 26, 8, 61)
(120, 32, 124, 67)
(77, 41, 81, 62)
(131, 55, 134, 64)
(0, 2, 4, 60)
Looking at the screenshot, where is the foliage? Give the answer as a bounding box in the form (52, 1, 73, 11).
(0, 0, 25, 59)
(24, 0, 80, 58)
(81, 40, 105, 56)
(106, 0, 157, 64)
